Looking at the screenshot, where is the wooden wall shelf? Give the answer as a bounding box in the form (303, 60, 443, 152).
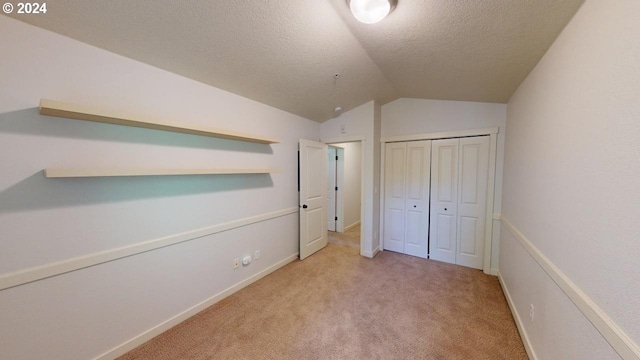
(39, 99, 280, 144)
(44, 168, 277, 178)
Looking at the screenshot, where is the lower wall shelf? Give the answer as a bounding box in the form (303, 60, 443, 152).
(43, 168, 277, 178)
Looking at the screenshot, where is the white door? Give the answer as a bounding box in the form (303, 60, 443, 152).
(327, 147, 337, 231)
(429, 138, 459, 264)
(383, 141, 431, 258)
(335, 147, 345, 233)
(299, 139, 328, 260)
(383, 142, 407, 253)
(429, 136, 489, 269)
(456, 136, 489, 269)
(403, 141, 431, 258)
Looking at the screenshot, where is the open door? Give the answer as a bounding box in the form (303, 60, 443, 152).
(327, 146, 337, 231)
(299, 139, 328, 260)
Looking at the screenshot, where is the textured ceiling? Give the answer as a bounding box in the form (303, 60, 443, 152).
(5, 0, 583, 122)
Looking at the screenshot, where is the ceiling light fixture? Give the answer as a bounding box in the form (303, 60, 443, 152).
(349, 0, 396, 24)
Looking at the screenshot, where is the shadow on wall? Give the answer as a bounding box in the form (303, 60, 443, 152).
(0, 108, 276, 213)
(0, 172, 273, 213)
(0, 108, 274, 153)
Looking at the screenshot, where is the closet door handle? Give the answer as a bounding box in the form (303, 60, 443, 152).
(302, 204, 308, 209)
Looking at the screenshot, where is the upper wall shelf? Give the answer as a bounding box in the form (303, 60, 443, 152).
(44, 168, 277, 178)
(38, 99, 280, 144)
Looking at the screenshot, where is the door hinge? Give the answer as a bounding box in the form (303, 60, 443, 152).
(336, 156, 338, 160)
(335, 186, 338, 191)
(335, 216, 338, 221)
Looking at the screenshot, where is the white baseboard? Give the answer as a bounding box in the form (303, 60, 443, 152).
(489, 268, 499, 276)
(498, 271, 537, 360)
(362, 246, 380, 258)
(344, 221, 361, 232)
(93, 253, 299, 360)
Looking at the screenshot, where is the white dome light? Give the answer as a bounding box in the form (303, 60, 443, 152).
(349, 0, 394, 24)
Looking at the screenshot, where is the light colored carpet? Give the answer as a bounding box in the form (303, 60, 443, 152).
(328, 224, 360, 249)
(119, 242, 527, 360)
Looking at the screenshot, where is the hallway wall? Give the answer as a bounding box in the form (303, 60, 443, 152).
(501, 1, 640, 358)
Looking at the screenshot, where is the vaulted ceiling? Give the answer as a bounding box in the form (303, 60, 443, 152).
(6, 0, 584, 122)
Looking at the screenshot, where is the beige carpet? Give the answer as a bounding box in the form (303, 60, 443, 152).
(327, 224, 360, 249)
(119, 242, 527, 360)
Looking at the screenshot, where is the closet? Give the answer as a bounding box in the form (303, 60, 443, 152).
(382, 135, 490, 269)
(383, 140, 431, 258)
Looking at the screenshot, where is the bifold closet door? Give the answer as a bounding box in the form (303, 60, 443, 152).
(429, 136, 489, 269)
(403, 141, 431, 257)
(383, 140, 430, 258)
(456, 136, 490, 269)
(383, 142, 406, 253)
(429, 139, 459, 264)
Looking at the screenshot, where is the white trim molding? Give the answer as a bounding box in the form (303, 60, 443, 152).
(344, 221, 361, 232)
(498, 272, 537, 360)
(483, 133, 497, 273)
(0, 207, 299, 291)
(362, 246, 380, 259)
(501, 215, 640, 360)
(322, 135, 366, 144)
(378, 142, 386, 252)
(490, 217, 501, 276)
(380, 127, 498, 143)
(92, 253, 299, 360)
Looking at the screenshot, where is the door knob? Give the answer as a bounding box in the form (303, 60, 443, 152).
(444, 208, 447, 211)
(302, 204, 308, 209)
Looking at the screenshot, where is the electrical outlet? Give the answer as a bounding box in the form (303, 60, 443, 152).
(233, 258, 239, 269)
(255, 250, 261, 260)
(529, 303, 535, 322)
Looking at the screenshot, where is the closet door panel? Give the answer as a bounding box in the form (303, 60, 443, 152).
(403, 141, 430, 258)
(459, 216, 478, 254)
(437, 146, 457, 203)
(429, 139, 459, 264)
(435, 213, 455, 251)
(456, 136, 490, 269)
(405, 210, 422, 246)
(384, 143, 407, 253)
(390, 208, 404, 241)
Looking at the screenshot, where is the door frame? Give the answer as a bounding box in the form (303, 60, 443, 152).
(322, 135, 366, 256)
(328, 145, 346, 233)
(380, 127, 498, 274)
(327, 146, 338, 232)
